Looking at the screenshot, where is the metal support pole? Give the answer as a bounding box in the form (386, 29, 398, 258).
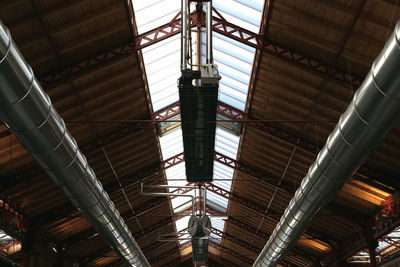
(206, 0, 213, 64)
(181, 0, 189, 70)
(203, 185, 207, 216)
(198, 184, 201, 216)
(363, 221, 378, 267)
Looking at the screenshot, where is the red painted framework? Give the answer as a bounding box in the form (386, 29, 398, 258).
(31, 6, 392, 265)
(38, 11, 363, 91)
(0, 199, 28, 239)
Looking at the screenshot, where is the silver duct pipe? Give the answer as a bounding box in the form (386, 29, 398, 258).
(0, 20, 150, 267)
(181, 0, 189, 70)
(206, 0, 213, 64)
(253, 20, 400, 266)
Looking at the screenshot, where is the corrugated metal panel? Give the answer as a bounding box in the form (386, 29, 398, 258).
(215, 127, 240, 159)
(131, 0, 180, 34)
(141, 34, 198, 112)
(210, 126, 240, 233)
(213, 0, 264, 33)
(165, 162, 186, 181)
(202, 33, 255, 111)
(142, 36, 181, 112)
(159, 127, 184, 159)
(377, 226, 400, 253)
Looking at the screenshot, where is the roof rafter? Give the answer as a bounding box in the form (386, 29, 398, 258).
(34, 11, 363, 94)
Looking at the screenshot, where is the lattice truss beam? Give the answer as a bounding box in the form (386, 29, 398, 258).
(37, 7, 364, 91)
(26, 99, 379, 264)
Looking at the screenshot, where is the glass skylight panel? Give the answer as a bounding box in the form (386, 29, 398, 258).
(214, 0, 263, 33)
(211, 132, 238, 202)
(212, 218, 225, 232)
(209, 219, 225, 244)
(176, 216, 190, 233)
(210, 234, 221, 244)
(376, 226, 400, 254)
(179, 233, 191, 245)
(131, 0, 180, 34)
(132, 0, 263, 255)
(351, 226, 400, 263)
(215, 127, 240, 159)
(201, 32, 256, 111)
(142, 34, 198, 111)
(0, 230, 13, 243)
(171, 192, 193, 211)
(142, 36, 181, 111)
(207, 191, 229, 209)
(213, 46, 254, 73)
(165, 162, 185, 179)
(0, 230, 21, 255)
(377, 240, 390, 250)
(159, 127, 183, 159)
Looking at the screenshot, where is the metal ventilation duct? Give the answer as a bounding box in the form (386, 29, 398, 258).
(253, 20, 400, 266)
(0, 20, 149, 267)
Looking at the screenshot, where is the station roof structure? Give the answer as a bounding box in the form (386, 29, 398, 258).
(0, 0, 400, 266)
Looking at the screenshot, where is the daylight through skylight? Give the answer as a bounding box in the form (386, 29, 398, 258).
(131, 0, 264, 256)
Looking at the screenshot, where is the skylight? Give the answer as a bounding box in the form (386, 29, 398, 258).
(213, 0, 263, 33)
(131, 0, 264, 257)
(202, 32, 256, 111)
(348, 226, 400, 264)
(131, 0, 180, 34)
(0, 230, 21, 255)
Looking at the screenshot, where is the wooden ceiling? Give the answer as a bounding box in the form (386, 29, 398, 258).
(0, 0, 400, 266)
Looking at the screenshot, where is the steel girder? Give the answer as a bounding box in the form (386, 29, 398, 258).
(153, 100, 323, 155)
(204, 182, 282, 220)
(0, 198, 28, 241)
(34, 11, 363, 95)
(14, 5, 384, 265)
(211, 14, 363, 88)
(326, 198, 400, 265)
(153, 101, 390, 194)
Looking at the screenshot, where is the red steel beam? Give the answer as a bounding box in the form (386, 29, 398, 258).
(38, 12, 182, 88)
(39, 42, 136, 88)
(152, 101, 181, 121)
(37, 13, 363, 95)
(214, 151, 294, 194)
(204, 182, 282, 220)
(153, 100, 320, 154)
(162, 152, 185, 169)
(327, 199, 400, 265)
(153, 101, 387, 193)
(135, 12, 182, 50)
(0, 199, 28, 241)
(211, 15, 363, 88)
